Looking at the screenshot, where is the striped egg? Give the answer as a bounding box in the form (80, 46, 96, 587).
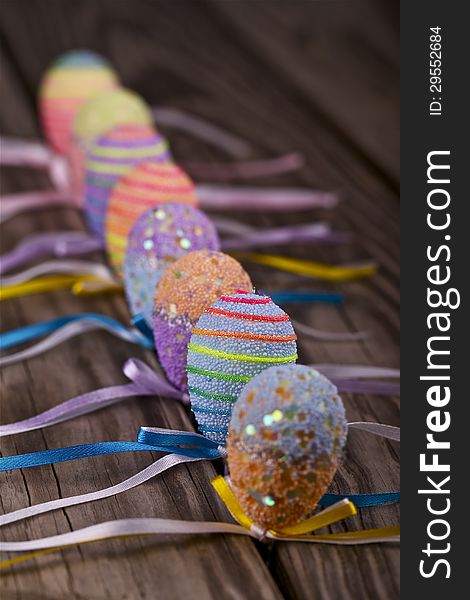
(39, 50, 119, 155)
(187, 293, 298, 445)
(153, 251, 252, 391)
(84, 125, 171, 240)
(69, 88, 153, 198)
(227, 364, 348, 530)
(106, 161, 198, 277)
(124, 203, 220, 324)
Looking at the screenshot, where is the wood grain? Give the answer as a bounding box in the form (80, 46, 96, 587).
(0, 1, 400, 598)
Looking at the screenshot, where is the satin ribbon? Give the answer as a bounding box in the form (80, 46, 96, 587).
(0, 274, 121, 300)
(0, 221, 347, 279)
(0, 424, 399, 558)
(0, 421, 399, 472)
(182, 152, 304, 180)
(0, 427, 224, 471)
(220, 223, 350, 251)
(197, 184, 338, 211)
(0, 231, 103, 276)
(0, 359, 186, 436)
(152, 106, 254, 158)
(269, 291, 344, 304)
(0, 352, 400, 433)
(0, 423, 399, 502)
(233, 252, 378, 281)
(0, 315, 153, 366)
(0, 495, 399, 570)
(0, 191, 74, 224)
(0, 260, 114, 287)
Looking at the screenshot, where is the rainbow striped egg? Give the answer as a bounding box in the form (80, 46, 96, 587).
(106, 161, 199, 277)
(69, 88, 153, 197)
(39, 50, 119, 155)
(227, 364, 348, 529)
(187, 293, 298, 445)
(84, 125, 171, 240)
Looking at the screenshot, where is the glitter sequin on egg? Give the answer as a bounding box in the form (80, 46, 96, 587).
(187, 292, 298, 446)
(153, 251, 252, 390)
(227, 364, 348, 530)
(124, 204, 220, 323)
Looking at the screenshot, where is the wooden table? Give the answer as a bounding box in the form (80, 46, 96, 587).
(0, 1, 400, 598)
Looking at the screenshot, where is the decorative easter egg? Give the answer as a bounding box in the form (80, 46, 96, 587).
(106, 162, 199, 277)
(84, 125, 171, 240)
(153, 251, 252, 391)
(187, 293, 298, 445)
(39, 50, 119, 154)
(124, 203, 220, 324)
(69, 88, 153, 196)
(227, 364, 348, 530)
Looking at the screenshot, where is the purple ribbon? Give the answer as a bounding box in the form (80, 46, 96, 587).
(221, 223, 350, 251)
(0, 359, 188, 437)
(334, 379, 400, 396)
(0, 232, 104, 275)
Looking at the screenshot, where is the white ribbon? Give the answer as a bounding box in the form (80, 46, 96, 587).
(313, 365, 400, 379)
(0, 320, 148, 367)
(0, 422, 398, 529)
(0, 191, 74, 224)
(0, 511, 399, 554)
(0, 454, 204, 528)
(0, 260, 115, 286)
(292, 318, 369, 342)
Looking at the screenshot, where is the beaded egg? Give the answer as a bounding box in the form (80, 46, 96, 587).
(187, 292, 298, 445)
(84, 125, 171, 240)
(69, 88, 153, 197)
(227, 364, 348, 530)
(124, 203, 220, 324)
(39, 50, 119, 154)
(106, 161, 199, 277)
(153, 251, 253, 391)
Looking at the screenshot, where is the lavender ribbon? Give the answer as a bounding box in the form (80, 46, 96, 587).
(221, 223, 350, 251)
(0, 232, 104, 276)
(0, 359, 188, 437)
(0, 359, 399, 437)
(333, 379, 400, 396)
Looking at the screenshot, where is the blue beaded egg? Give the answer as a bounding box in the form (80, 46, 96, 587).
(187, 292, 298, 445)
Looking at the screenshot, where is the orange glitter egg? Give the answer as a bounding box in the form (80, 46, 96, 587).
(152, 250, 253, 390)
(227, 364, 348, 530)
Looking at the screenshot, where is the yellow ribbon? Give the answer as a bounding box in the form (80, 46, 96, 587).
(0, 275, 123, 300)
(0, 478, 397, 570)
(211, 476, 399, 542)
(211, 476, 357, 538)
(231, 252, 377, 282)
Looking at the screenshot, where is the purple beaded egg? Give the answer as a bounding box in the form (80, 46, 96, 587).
(124, 203, 220, 324)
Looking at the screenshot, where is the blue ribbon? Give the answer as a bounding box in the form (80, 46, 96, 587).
(0, 314, 154, 351)
(0, 428, 399, 508)
(265, 291, 344, 304)
(319, 492, 400, 508)
(0, 428, 221, 471)
(131, 314, 154, 342)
